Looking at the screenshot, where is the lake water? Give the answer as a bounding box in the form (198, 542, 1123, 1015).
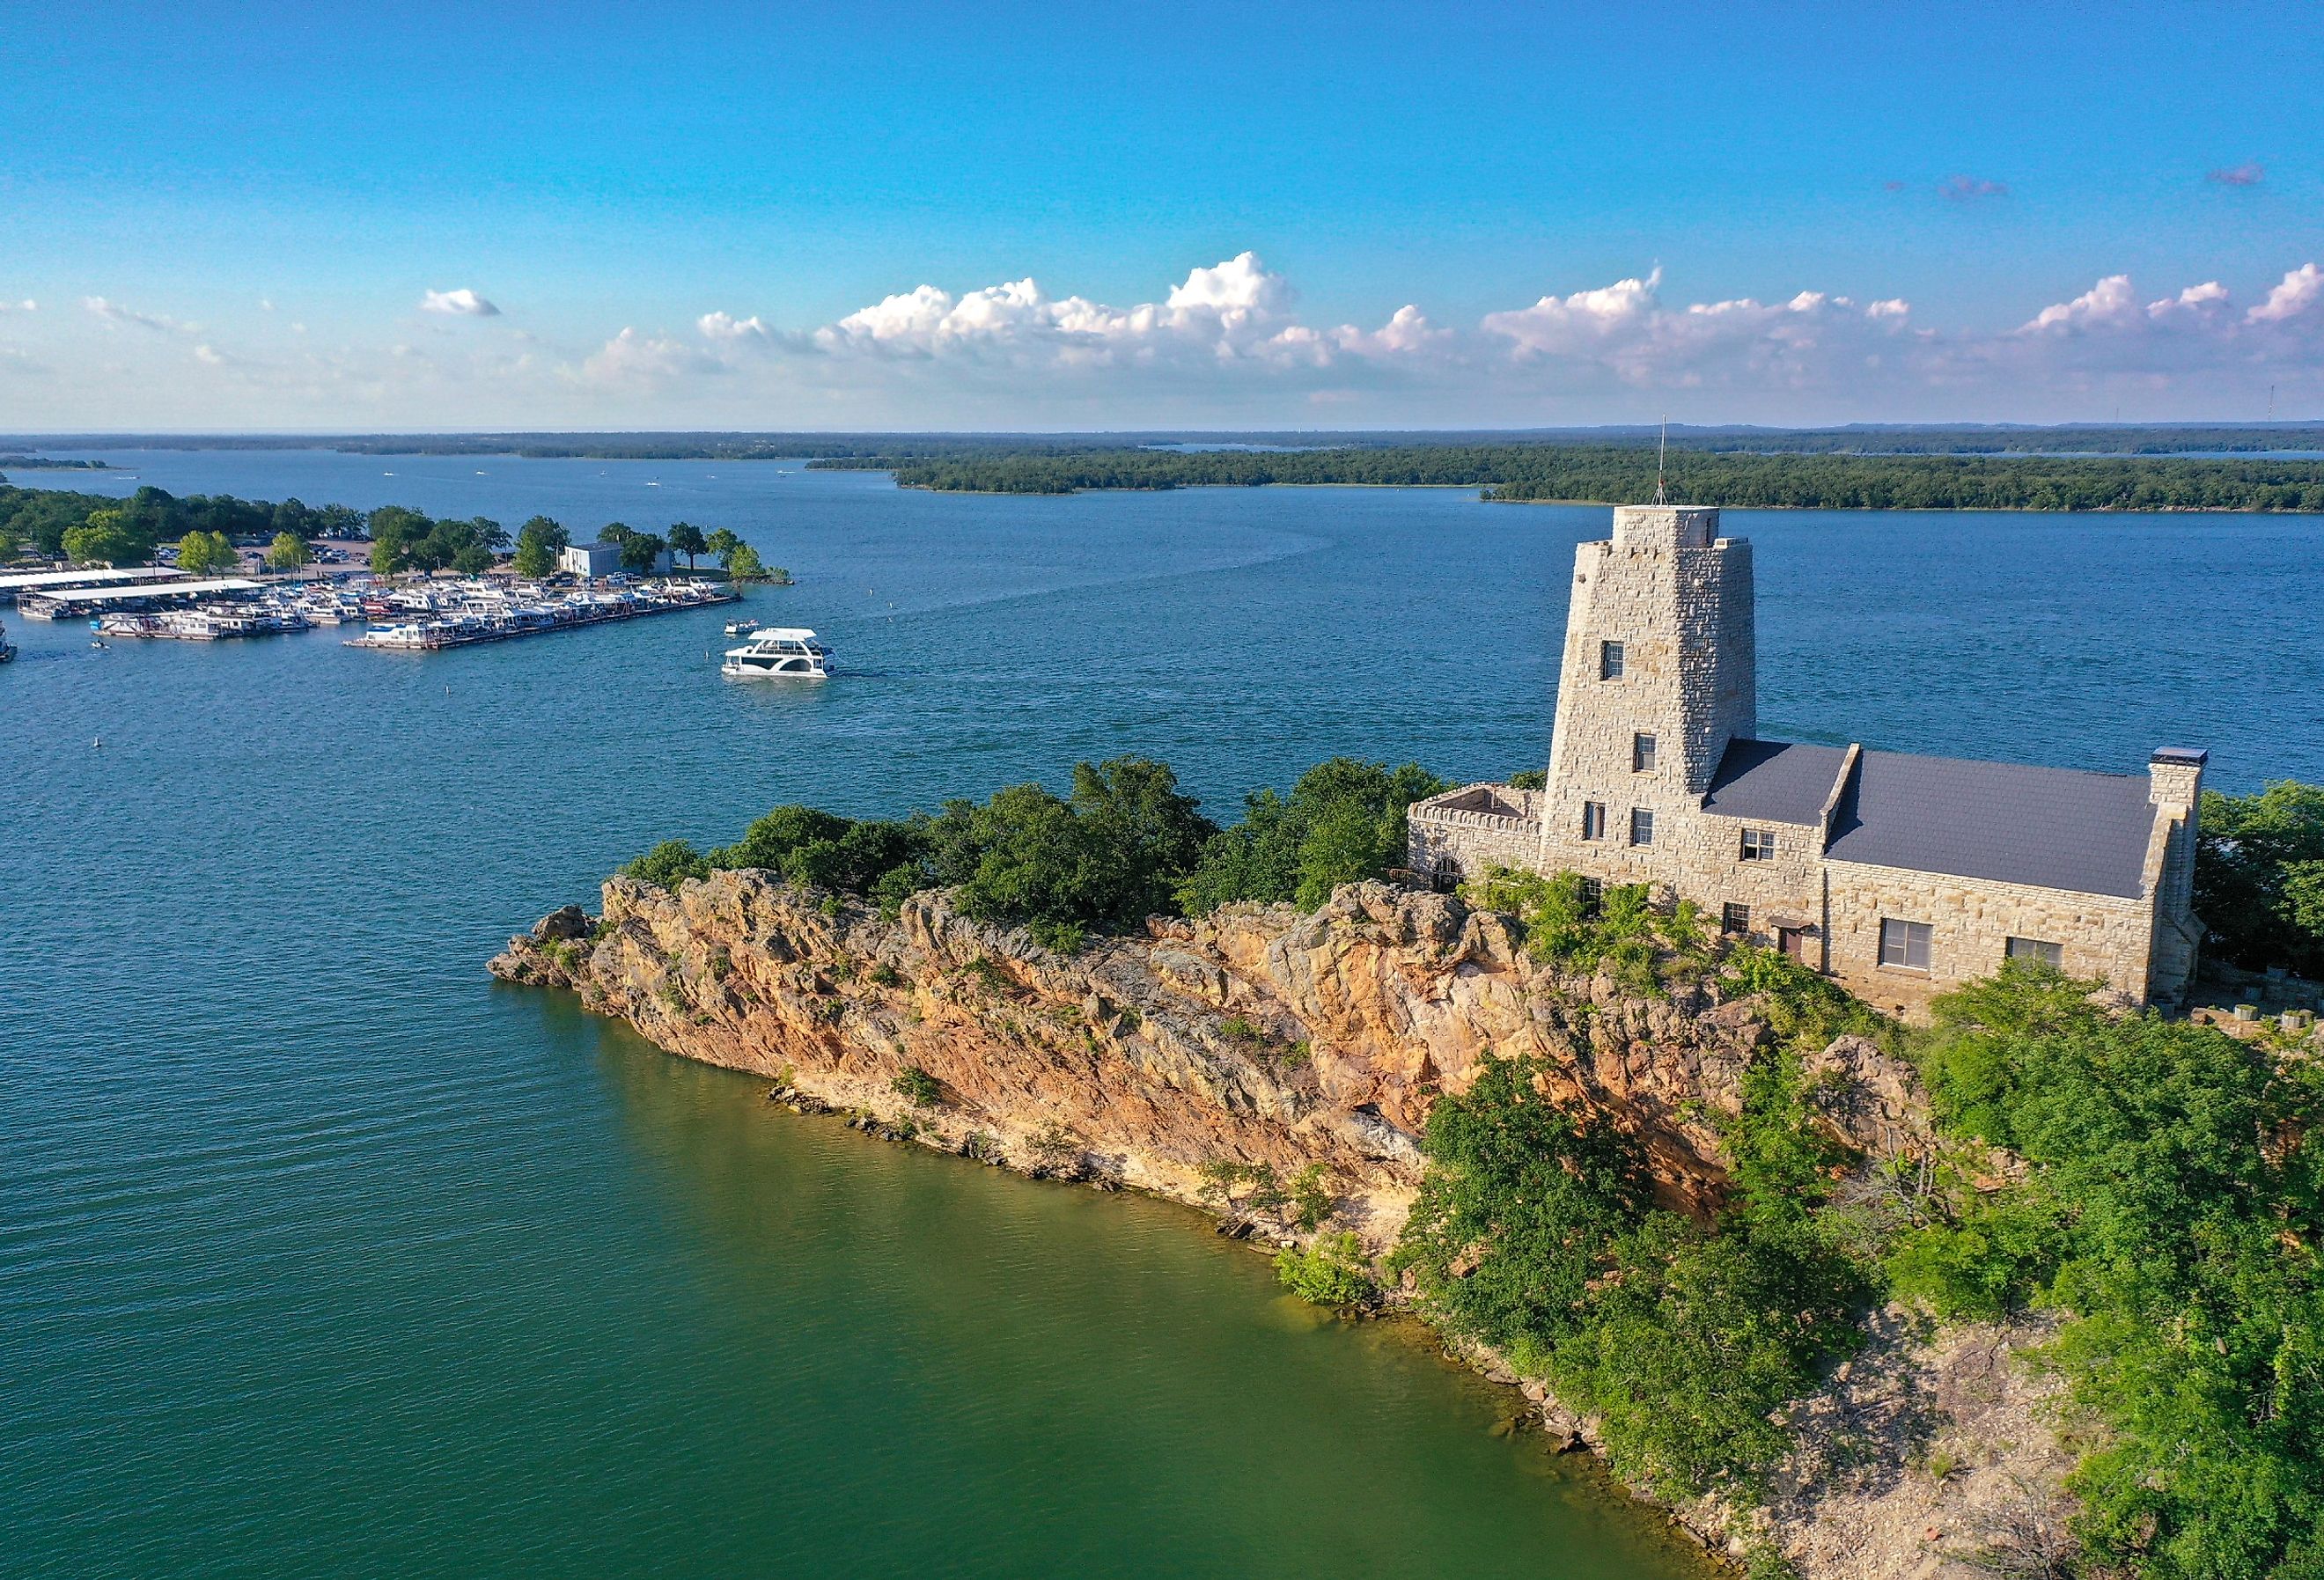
(5, 453, 2320, 1577)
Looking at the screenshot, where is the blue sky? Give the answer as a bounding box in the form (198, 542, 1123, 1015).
(3, 1, 2319, 429)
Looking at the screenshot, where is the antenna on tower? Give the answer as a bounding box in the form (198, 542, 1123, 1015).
(1654, 415, 1668, 505)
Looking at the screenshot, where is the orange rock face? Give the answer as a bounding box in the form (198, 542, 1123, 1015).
(491, 872, 1924, 1235)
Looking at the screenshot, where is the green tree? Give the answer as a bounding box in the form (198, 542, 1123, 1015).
(369, 535, 406, 577)
(1178, 756, 1448, 913)
(727, 544, 767, 581)
(265, 531, 313, 573)
(511, 516, 568, 578)
(176, 529, 239, 577)
(622, 840, 711, 890)
(618, 532, 667, 575)
(705, 527, 741, 566)
(2198, 781, 2324, 975)
(666, 521, 707, 569)
(61, 508, 154, 567)
(1068, 757, 1217, 922)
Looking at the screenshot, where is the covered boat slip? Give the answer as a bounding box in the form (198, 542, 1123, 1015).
(0, 566, 195, 600)
(15, 578, 266, 617)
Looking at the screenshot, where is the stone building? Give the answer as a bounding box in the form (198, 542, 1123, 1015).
(1408, 503, 2206, 1016)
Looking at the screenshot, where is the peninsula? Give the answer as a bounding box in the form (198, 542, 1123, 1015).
(492, 501, 2324, 1579)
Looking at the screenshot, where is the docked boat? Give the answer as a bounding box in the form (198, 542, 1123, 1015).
(721, 627, 833, 679)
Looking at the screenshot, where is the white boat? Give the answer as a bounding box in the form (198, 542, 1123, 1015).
(721, 626, 833, 679)
(724, 617, 763, 637)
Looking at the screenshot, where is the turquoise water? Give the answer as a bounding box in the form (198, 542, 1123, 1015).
(5, 454, 2321, 1576)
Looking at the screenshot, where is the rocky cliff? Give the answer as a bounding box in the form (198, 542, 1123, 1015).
(490, 871, 1917, 1235)
(490, 871, 2065, 1577)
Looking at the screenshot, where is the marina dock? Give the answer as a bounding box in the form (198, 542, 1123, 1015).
(344, 578, 737, 650)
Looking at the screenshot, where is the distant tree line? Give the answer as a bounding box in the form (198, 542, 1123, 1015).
(809, 445, 2324, 511)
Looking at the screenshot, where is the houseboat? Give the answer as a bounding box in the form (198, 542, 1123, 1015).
(721, 627, 833, 679)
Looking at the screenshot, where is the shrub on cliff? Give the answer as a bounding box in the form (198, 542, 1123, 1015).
(622, 839, 712, 890)
(1397, 1047, 1872, 1501)
(1463, 866, 1720, 996)
(1177, 757, 1447, 914)
(928, 757, 1215, 934)
(1891, 966, 2324, 1577)
(707, 804, 933, 908)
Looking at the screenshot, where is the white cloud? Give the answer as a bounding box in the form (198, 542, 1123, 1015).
(421, 288, 501, 317)
(30, 253, 2324, 426)
(2247, 263, 2324, 324)
(698, 310, 774, 343)
(0, 298, 33, 312)
(1482, 268, 1663, 355)
(2022, 275, 2138, 332)
(84, 295, 195, 334)
(580, 327, 719, 386)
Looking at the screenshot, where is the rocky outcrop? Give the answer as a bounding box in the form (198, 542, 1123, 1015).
(491, 872, 2062, 1577)
(491, 873, 1923, 1235)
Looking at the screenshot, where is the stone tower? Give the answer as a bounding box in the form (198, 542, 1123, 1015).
(1537, 504, 1755, 878)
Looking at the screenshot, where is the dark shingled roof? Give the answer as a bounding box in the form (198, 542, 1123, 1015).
(1824, 749, 2157, 899)
(1702, 739, 1852, 826)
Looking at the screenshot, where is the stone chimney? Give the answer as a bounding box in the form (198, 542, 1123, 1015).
(2143, 747, 2208, 1001)
(2148, 746, 2207, 814)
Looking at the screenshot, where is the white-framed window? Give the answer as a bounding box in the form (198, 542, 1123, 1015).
(1580, 801, 1607, 841)
(1879, 918, 1932, 971)
(1632, 733, 1657, 773)
(1600, 640, 1625, 680)
(1630, 807, 1656, 846)
(2006, 937, 2063, 969)
(1739, 828, 1778, 862)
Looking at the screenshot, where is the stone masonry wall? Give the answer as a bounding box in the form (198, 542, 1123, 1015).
(1411, 503, 2190, 1018)
(1540, 510, 1754, 879)
(1822, 859, 2155, 1017)
(1408, 787, 1545, 886)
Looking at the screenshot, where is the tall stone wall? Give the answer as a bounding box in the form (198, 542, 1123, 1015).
(1541, 509, 1754, 876)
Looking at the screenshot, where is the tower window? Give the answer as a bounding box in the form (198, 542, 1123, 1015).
(1600, 640, 1625, 680)
(1722, 902, 1750, 935)
(2006, 937, 2063, 969)
(1580, 801, 1607, 841)
(1879, 919, 1932, 972)
(1739, 829, 1778, 862)
(1578, 878, 1603, 915)
(1629, 807, 1656, 846)
(1632, 734, 1657, 773)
